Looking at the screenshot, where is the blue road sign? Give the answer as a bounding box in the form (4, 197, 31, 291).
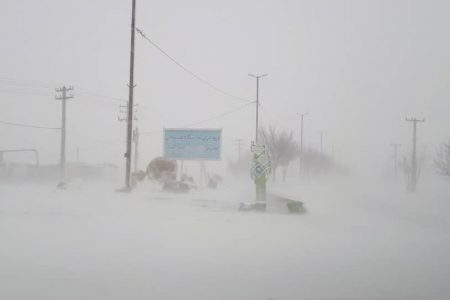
(163, 128, 222, 160)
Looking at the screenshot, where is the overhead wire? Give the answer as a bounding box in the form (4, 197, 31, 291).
(0, 83, 54, 97)
(0, 78, 55, 97)
(0, 78, 166, 131)
(0, 78, 127, 104)
(0, 90, 53, 97)
(0, 77, 59, 89)
(0, 120, 61, 130)
(1, 69, 253, 136)
(140, 101, 255, 135)
(0, 81, 52, 90)
(182, 101, 255, 127)
(136, 28, 252, 104)
(77, 88, 126, 103)
(259, 104, 281, 125)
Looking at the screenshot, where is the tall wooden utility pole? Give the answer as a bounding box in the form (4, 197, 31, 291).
(124, 0, 137, 190)
(55, 86, 74, 181)
(406, 117, 425, 192)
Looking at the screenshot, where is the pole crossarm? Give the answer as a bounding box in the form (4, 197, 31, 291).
(405, 117, 425, 122)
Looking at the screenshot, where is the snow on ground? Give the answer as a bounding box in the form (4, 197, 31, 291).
(1, 176, 450, 300)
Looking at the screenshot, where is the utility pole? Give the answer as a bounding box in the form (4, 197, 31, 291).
(234, 139, 244, 161)
(123, 0, 137, 190)
(390, 143, 401, 178)
(248, 73, 268, 144)
(133, 127, 139, 172)
(55, 86, 74, 182)
(298, 113, 308, 154)
(405, 117, 425, 192)
(77, 146, 80, 162)
(297, 112, 308, 176)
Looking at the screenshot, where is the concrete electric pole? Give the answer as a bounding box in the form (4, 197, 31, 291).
(55, 86, 74, 182)
(124, 0, 137, 190)
(405, 117, 425, 192)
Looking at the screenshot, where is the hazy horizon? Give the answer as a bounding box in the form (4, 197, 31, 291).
(1, 0, 449, 177)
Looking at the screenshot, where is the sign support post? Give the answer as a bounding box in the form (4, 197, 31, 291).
(251, 142, 271, 207)
(255, 167, 267, 203)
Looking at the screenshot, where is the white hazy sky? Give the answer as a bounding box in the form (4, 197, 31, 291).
(1, 0, 449, 173)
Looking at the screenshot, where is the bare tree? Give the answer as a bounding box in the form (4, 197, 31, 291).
(301, 148, 333, 176)
(259, 126, 298, 181)
(280, 140, 299, 181)
(435, 141, 450, 178)
(398, 150, 427, 189)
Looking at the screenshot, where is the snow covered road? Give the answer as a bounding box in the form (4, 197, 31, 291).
(1, 178, 449, 300)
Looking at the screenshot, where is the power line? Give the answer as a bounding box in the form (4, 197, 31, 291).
(76, 91, 156, 113)
(69, 129, 125, 144)
(77, 88, 126, 103)
(136, 28, 252, 103)
(0, 77, 156, 124)
(0, 77, 165, 119)
(140, 101, 255, 135)
(0, 120, 60, 130)
(183, 101, 254, 127)
(0, 78, 122, 100)
(0, 81, 53, 90)
(0, 89, 53, 97)
(259, 104, 301, 126)
(75, 92, 163, 120)
(0, 78, 128, 103)
(0, 77, 59, 88)
(78, 93, 166, 120)
(0, 78, 164, 125)
(259, 104, 280, 125)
